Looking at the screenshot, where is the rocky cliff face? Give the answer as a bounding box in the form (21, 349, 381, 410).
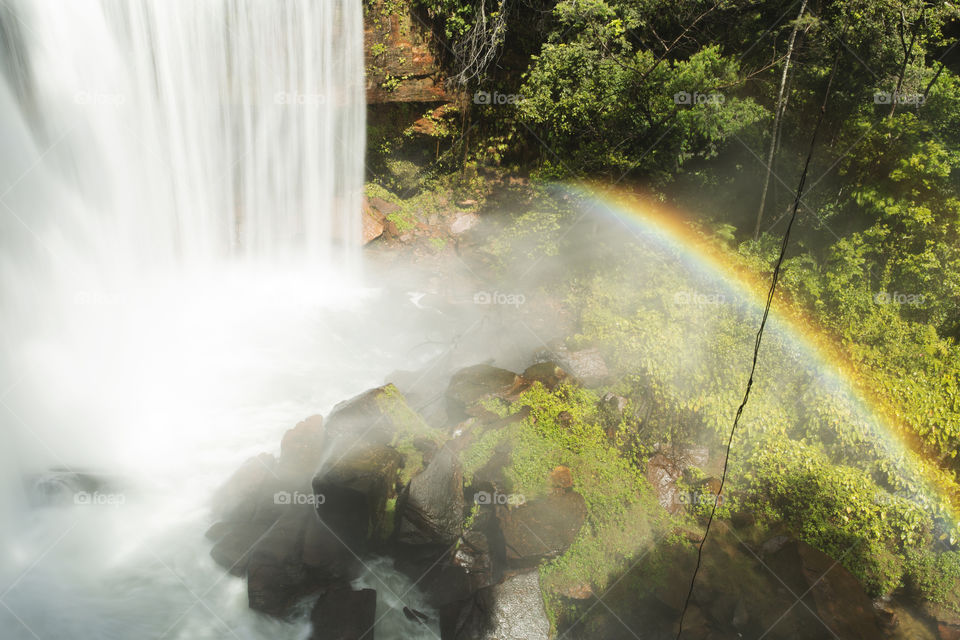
(364, 0, 456, 104)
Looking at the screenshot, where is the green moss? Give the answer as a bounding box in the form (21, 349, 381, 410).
(387, 210, 417, 234)
(475, 382, 671, 596)
(375, 384, 444, 484)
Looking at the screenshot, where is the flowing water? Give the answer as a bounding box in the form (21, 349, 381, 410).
(0, 1, 442, 638)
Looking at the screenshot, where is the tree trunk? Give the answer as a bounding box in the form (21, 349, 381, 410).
(754, 0, 808, 240)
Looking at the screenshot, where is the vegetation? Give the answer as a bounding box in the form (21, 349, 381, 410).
(366, 0, 960, 626)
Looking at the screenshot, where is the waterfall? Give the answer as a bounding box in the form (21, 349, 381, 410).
(0, 4, 407, 638)
(0, 0, 365, 268)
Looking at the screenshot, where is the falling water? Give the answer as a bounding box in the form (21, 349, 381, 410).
(0, 2, 442, 638)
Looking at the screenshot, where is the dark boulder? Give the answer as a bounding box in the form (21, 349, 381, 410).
(765, 540, 884, 639)
(313, 445, 403, 553)
(520, 361, 574, 390)
(310, 586, 378, 640)
(496, 492, 586, 566)
(324, 384, 424, 449)
(446, 365, 521, 421)
(441, 571, 550, 640)
(396, 446, 465, 546)
(279, 415, 326, 478)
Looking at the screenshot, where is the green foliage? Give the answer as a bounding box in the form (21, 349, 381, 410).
(462, 382, 670, 594)
(744, 437, 932, 595)
(905, 549, 960, 609)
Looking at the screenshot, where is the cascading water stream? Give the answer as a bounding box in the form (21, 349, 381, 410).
(0, 2, 442, 638)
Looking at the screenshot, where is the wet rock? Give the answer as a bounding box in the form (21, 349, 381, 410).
(362, 206, 385, 244)
(645, 453, 684, 514)
(279, 415, 326, 478)
(309, 586, 378, 640)
(452, 530, 495, 588)
(920, 601, 960, 640)
(325, 384, 423, 449)
(313, 444, 403, 553)
(25, 468, 124, 507)
(546, 346, 609, 387)
(441, 571, 550, 640)
(245, 503, 317, 616)
(449, 211, 479, 235)
(766, 540, 884, 638)
(496, 492, 586, 566)
(484, 571, 550, 640)
(446, 364, 521, 421)
(521, 361, 574, 390)
(396, 446, 465, 545)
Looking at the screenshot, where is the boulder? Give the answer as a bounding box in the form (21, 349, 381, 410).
(310, 587, 378, 640)
(396, 446, 465, 545)
(362, 205, 385, 244)
(279, 415, 326, 478)
(449, 211, 480, 235)
(542, 345, 609, 387)
(313, 444, 403, 553)
(245, 503, 317, 616)
(496, 492, 586, 565)
(521, 361, 574, 390)
(446, 365, 522, 421)
(325, 384, 423, 450)
(765, 540, 884, 639)
(441, 571, 550, 640)
(645, 453, 684, 515)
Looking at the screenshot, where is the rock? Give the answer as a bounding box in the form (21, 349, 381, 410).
(452, 529, 495, 589)
(549, 465, 573, 491)
(362, 206, 385, 244)
(279, 415, 326, 478)
(396, 446, 465, 545)
(25, 468, 125, 507)
(496, 492, 586, 565)
(449, 211, 479, 235)
(766, 540, 884, 639)
(245, 502, 324, 616)
(521, 361, 574, 390)
(645, 454, 684, 514)
(446, 364, 522, 421)
(485, 571, 550, 640)
(558, 582, 592, 599)
(368, 196, 399, 216)
(559, 347, 609, 387)
(309, 586, 378, 640)
(442, 571, 550, 640)
(313, 444, 403, 553)
(324, 384, 424, 450)
(364, 0, 454, 103)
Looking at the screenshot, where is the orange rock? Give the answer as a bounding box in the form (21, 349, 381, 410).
(550, 465, 573, 490)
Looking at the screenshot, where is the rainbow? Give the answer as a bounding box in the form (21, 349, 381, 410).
(562, 182, 960, 529)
